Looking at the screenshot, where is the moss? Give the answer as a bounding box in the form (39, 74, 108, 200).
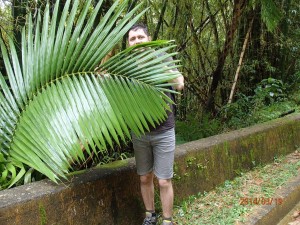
(249, 148, 256, 162)
(174, 153, 204, 184)
(222, 141, 230, 156)
(186, 156, 196, 168)
(96, 159, 129, 169)
(173, 162, 182, 180)
(67, 159, 131, 177)
(173, 121, 300, 194)
(39, 204, 47, 225)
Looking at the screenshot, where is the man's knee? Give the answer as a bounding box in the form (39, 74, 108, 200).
(140, 173, 153, 185)
(158, 178, 172, 189)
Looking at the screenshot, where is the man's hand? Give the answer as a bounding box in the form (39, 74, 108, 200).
(169, 73, 184, 91)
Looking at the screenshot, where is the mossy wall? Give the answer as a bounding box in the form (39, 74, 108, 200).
(172, 116, 300, 200)
(1, 114, 300, 225)
(0, 160, 144, 225)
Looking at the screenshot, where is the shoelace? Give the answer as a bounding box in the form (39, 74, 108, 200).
(142, 217, 154, 225)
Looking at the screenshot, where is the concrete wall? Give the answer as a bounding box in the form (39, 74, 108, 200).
(1, 114, 300, 225)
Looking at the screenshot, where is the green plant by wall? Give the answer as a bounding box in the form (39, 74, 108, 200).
(219, 78, 298, 130)
(176, 114, 222, 144)
(254, 78, 287, 106)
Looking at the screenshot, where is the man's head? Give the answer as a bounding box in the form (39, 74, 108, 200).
(127, 23, 150, 47)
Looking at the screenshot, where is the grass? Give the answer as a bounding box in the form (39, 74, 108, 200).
(171, 151, 300, 225)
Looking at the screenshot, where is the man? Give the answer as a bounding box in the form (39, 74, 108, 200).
(127, 23, 184, 225)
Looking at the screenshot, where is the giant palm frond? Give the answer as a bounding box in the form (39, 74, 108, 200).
(0, 0, 181, 189)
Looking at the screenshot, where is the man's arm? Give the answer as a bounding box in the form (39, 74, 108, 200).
(161, 53, 185, 91)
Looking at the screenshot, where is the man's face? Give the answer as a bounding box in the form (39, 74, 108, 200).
(128, 28, 150, 47)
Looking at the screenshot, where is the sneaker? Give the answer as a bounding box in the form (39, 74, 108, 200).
(162, 219, 173, 225)
(142, 212, 157, 225)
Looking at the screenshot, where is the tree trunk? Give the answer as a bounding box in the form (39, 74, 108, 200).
(12, 0, 26, 61)
(121, 0, 137, 50)
(152, 0, 168, 41)
(278, 0, 292, 80)
(0, 32, 5, 75)
(205, 0, 247, 114)
(228, 17, 253, 104)
(205, 0, 220, 56)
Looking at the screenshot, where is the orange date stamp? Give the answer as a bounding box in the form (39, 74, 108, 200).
(239, 197, 283, 205)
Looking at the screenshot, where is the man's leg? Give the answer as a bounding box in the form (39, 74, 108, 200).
(140, 172, 155, 211)
(158, 178, 174, 219)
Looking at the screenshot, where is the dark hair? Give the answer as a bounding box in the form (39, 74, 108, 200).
(127, 23, 149, 37)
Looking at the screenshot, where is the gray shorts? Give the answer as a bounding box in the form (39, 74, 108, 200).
(132, 128, 175, 179)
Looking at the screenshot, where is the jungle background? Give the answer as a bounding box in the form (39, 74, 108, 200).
(1, 0, 300, 186)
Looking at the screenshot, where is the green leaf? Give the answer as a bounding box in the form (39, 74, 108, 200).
(0, 0, 182, 187)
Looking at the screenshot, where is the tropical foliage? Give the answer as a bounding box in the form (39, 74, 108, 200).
(0, 0, 181, 189)
(2, 0, 300, 189)
(138, 0, 293, 113)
